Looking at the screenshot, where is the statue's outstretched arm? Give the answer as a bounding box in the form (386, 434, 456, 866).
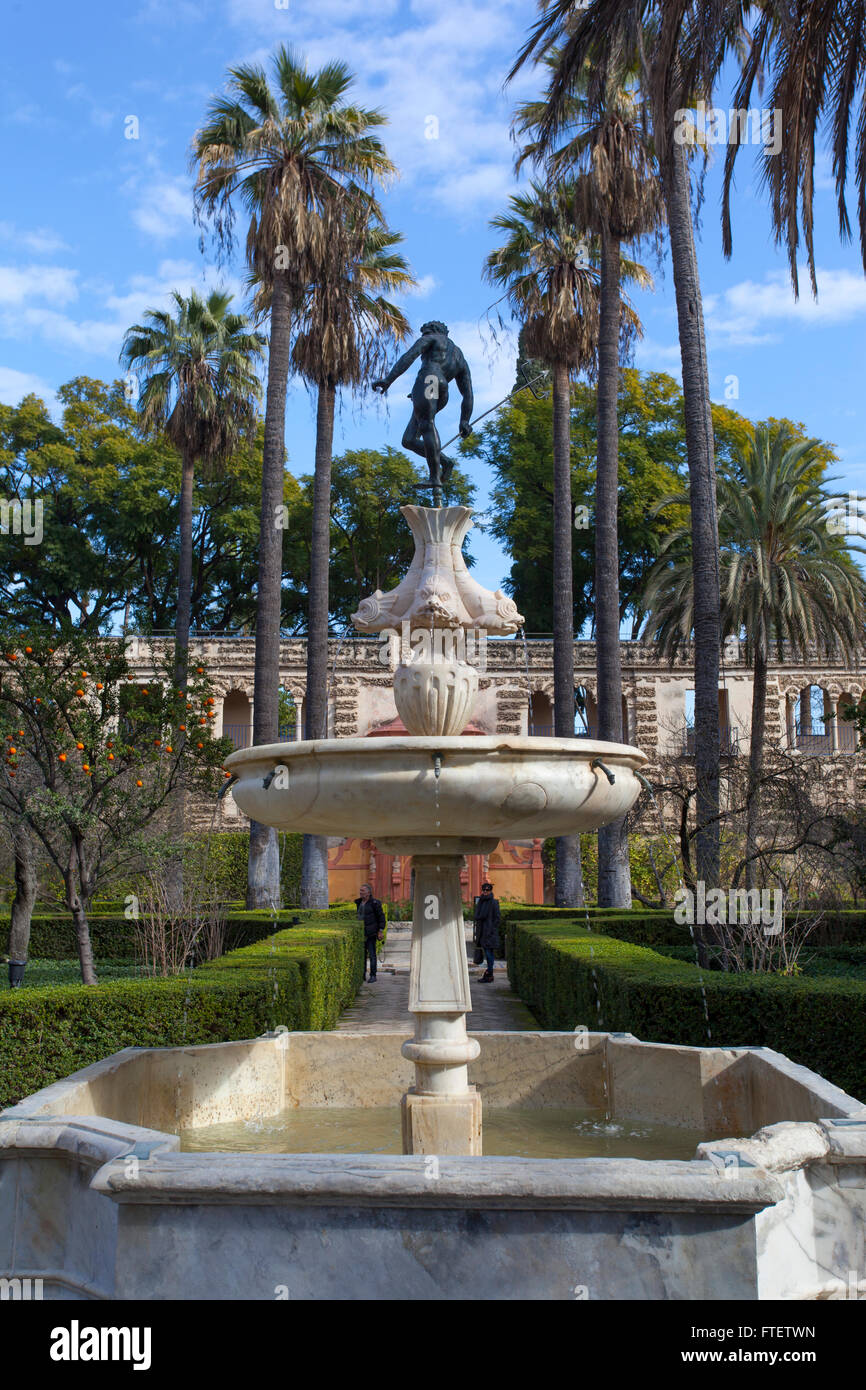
(455, 353, 474, 433)
(372, 338, 425, 393)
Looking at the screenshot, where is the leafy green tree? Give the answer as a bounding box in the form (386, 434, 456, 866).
(290, 220, 412, 906)
(642, 424, 866, 888)
(0, 631, 230, 983)
(194, 45, 396, 909)
(513, 2, 728, 887)
(119, 289, 263, 684)
(470, 369, 689, 633)
(517, 49, 665, 907)
(486, 180, 603, 907)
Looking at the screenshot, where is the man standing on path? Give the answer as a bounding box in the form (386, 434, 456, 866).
(356, 882, 386, 982)
(473, 881, 500, 984)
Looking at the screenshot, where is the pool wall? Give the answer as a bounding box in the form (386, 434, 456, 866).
(2, 1031, 864, 1300)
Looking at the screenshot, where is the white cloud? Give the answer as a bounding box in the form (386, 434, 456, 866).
(633, 336, 683, 371)
(705, 266, 866, 345)
(404, 273, 438, 299)
(447, 316, 519, 413)
(0, 366, 57, 408)
(0, 223, 71, 256)
(129, 178, 194, 242)
(224, 0, 528, 218)
(0, 259, 248, 361)
(0, 265, 79, 307)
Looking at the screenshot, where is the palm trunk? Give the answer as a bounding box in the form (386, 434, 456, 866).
(166, 445, 196, 911)
(7, 822, 37, 982)
(665, 141, 721, 891)
(744, 644, 767, 892)
(551, 359, 584, 907)
(248, 273, 292, 910)
(300, 379, 336, 909)
(595, 226, 631, 909)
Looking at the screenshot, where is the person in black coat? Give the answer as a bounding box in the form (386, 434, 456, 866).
(473, 881, 500, 983)
(355, 883, 386, 981)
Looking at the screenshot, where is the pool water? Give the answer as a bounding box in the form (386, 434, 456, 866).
(179, 1105, 712, 1160)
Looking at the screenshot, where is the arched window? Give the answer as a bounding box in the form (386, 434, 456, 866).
(529, 690, 553, 736)
(222, 690, 252, 750)
(796, 684, 832, 754)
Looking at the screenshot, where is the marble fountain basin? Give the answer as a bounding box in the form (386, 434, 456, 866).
(2, 1030, 865, 1301)
(224, 734, 648, 841)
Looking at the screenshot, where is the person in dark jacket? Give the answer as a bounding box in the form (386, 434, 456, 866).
(355, 883, 386, 982)
(473, 882, 500, 983)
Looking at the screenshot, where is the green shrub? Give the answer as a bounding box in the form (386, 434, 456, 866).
(506, 919, 866, 1101)
(0, 918, 362, 1111)
(0, 907, 341, 962)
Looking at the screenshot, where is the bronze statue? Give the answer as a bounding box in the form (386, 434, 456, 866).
(372, 320, 473, 505)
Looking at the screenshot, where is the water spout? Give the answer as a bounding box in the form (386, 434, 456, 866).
(590, 758, 616, 785)
(218, 774, 238, 800)
(432, 752, 443, 779)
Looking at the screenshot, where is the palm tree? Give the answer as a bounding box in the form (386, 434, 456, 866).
(192, 46, 395, 908)
(120, 289, 264, 686)
(511, 2, 735, 888)
(721, 3, 866, 299)
(287, 221, 413, 905)
(518, 52, 665, 907)
(642, 424, 866, 889)
(486, 182, 600, 907)
(120, 288, 263, 907)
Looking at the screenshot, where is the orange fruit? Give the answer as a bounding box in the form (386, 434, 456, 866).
(206, 697, 214, 706)
(96, 682, 103, 690)
(196, 667, 204, 674)
(165, 745, 173, 753)
(8, 747, 15, 755)
(207, 711, 215, 719)
(75, 689, 84, 697)
(35, 698, 41, 704)
(82, 763, 89, 772)
(76, 742, 84, 750)
(24, 647, 32, 654)
(179, 724, 186, 731)
(80, 671, 88, 678)
(108, 753, 115, 762)
(224, 770, 231, 779)
(196, 742, 203, 749)
(153, 739, 161, 747)
(142, 688, 149, 695)
(136, 779, 143, 787)
(58, 753, 67, 762)
(6, 653, 17, 661)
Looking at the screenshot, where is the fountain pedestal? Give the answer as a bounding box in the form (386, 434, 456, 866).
(380, 839, 496, 1154)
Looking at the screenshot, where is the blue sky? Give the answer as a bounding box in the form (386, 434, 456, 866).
(2, 0, 866, 593)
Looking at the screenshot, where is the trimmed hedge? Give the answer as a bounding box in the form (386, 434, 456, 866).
(0, 918, 363, 1111)
(502, 905, 866, 950)
(0, 907, 344, 962)
(506, 919, 866, 1102)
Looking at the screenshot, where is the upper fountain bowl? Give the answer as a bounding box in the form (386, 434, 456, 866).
(225, 735, 648, 844)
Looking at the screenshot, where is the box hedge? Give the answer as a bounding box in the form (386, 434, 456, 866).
(0, 907, 346, 962)
(505, 919, 866, 1102)
(0, 918, 362, 1111)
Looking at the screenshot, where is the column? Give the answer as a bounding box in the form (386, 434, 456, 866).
(401, 853, 482, 1155)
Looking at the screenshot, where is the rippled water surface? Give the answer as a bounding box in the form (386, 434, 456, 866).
(180, 1106, 712, 1159)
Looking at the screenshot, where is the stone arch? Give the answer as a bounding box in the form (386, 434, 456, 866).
(795, 682, 833, 753)
(529, 689, 553, 735)
(221, 688, 252, 750)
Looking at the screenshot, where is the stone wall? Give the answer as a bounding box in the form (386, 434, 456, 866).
(123, 636, 866, 901)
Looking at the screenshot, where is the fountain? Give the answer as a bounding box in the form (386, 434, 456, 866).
(224, 498, 646, 1155)
(3, 328, 865, 1301)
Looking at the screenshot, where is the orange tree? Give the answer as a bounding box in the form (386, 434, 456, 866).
(0, 628, 231, 983)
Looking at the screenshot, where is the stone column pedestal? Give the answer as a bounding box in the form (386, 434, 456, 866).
(385, 846, 494, 1155)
